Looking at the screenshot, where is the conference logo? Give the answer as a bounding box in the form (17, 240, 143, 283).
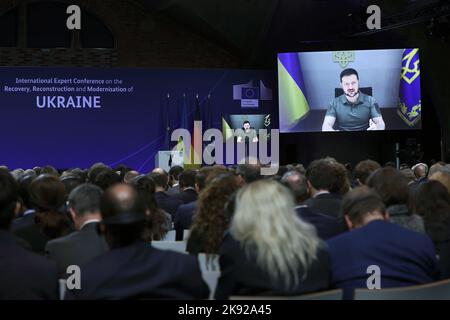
(233, 80, 272, 108)
(170, 121, 280, 175)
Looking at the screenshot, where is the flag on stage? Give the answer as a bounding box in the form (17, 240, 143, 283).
(397, 48, 421, 127)
(277, 52, 310, 130)
(175, 93, 190, 161)
(222, 117, 233, 141)
(190, 95, 202, 168)
(161, 93, 171, 150)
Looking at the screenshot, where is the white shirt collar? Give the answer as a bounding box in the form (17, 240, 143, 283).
(80, 219, 100, 230)
(314, 190, 330, 198)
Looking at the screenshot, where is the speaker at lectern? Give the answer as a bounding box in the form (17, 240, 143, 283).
(155, 150, 184, 172)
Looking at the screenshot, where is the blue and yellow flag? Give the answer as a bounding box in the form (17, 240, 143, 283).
(398, 48, 421, 126)
(278, 53, 310, 130)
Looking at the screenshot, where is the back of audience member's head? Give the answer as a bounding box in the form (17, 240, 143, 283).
(148, 172, 168, 191)
(232, 179, 321, 289)
(195, 166, 228, 192)
(341, 186, 387, 229)
(67, 184, 103, 229)
(29, 174, 72, 239)
(61, 175, 85, 198)
(18, 173, 35, 211)
(100, 184, 147, 248)
(354, 159, 381, 185)
(293, 164, 306, 175)
(429, 163, 444, 177)
(0, 169, 19, 230)
(430, 171, 450, 195)
(11, 168, 25, 180)
(169, 165, 184, 183)
(130, 176, 167, 240)
(88, 163, 109, 183)
(281, 171, 308, 205)
(366, 167, 409, 207)
(152, 167, 168, 176)
(94, 169, 121, 190)
(70, 168, 87, 182)
(191, 174, 240, 254)
(41, 165, 59, 177)
(412, 163, 428, 179)
(236, 164, 261, 185)
(384, 161, 396, 168)
(178, 169, 196, 189)
(443, 164, 450, 175)
(415, 180, 450, 238)
(123, 170, 140, 184)
(329, 161, 351, 195)
(400, 168, 415, 184)
(68, 183, 103, 216)
(113, 164, 132, 182)
(305, 159, 337, 193)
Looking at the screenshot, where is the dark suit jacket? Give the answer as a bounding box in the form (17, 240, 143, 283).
(327, 220, 440, 299)
(154, 191, 183, 218)
(11, 212, 49, 255)
(167, 185, 180, 196)
(10, 210, 35, 231)
(45, 222, 109, 277)
(296, 205, 346, 240)
(174, 200, 197, 241)
(304, 193, 342, 218)
(64, 241, 209, 299)
(215, 232, 331, 299)
(173, 188, 198, 204)
(0, 230, 58, 299)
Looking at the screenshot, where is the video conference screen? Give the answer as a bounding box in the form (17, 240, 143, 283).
(222, 113, 272, 141)
(277, 48, 422, 133)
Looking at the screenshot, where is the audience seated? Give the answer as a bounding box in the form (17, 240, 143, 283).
(65, 184, 209, 299)
(187, 173, 239, 255)
(235, 164, 261, 186)
(215, 180, 330, 299)
(304, 159, 343, 218)
(173, 169, 198, 204)
(45, 184, 109, 277)
(430, 171, 450, 195)
(415, 180, 450, 279)
(353, 159, 381, 186)
(130, 175, 171, 240)
(149, 171, 183, 217)
(2, 157, 449, 300)
(0, 169, 58, 299)
(327, 186, 439, 299)
(367, 167, 425, 234)
(13, 174, 73, 254)
(167, 165, 184, 195)
(282, 170, 345, 240)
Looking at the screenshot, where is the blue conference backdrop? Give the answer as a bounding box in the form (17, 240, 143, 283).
(0, 67, 274, 171)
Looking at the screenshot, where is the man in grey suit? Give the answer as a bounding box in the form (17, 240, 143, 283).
(45, 184, 109, 277)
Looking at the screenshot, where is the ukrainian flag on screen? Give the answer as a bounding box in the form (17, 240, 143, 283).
(278, 52, 310, 131)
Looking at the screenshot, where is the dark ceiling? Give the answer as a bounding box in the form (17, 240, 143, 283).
(141, 0, 447, 66)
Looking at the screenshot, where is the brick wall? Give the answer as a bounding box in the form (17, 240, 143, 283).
(0, 0, 240, 68)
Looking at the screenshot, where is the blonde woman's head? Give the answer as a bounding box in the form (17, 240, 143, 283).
(231, 180, 322, 289)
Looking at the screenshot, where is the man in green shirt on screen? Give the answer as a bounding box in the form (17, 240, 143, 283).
(322, 68, 385, 131)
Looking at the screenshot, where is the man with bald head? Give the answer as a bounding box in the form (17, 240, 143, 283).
(410, 163, 429, 196)
(65, 184, 209, 299)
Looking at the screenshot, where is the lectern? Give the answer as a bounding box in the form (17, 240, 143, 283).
(155, 150, 184, 172)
